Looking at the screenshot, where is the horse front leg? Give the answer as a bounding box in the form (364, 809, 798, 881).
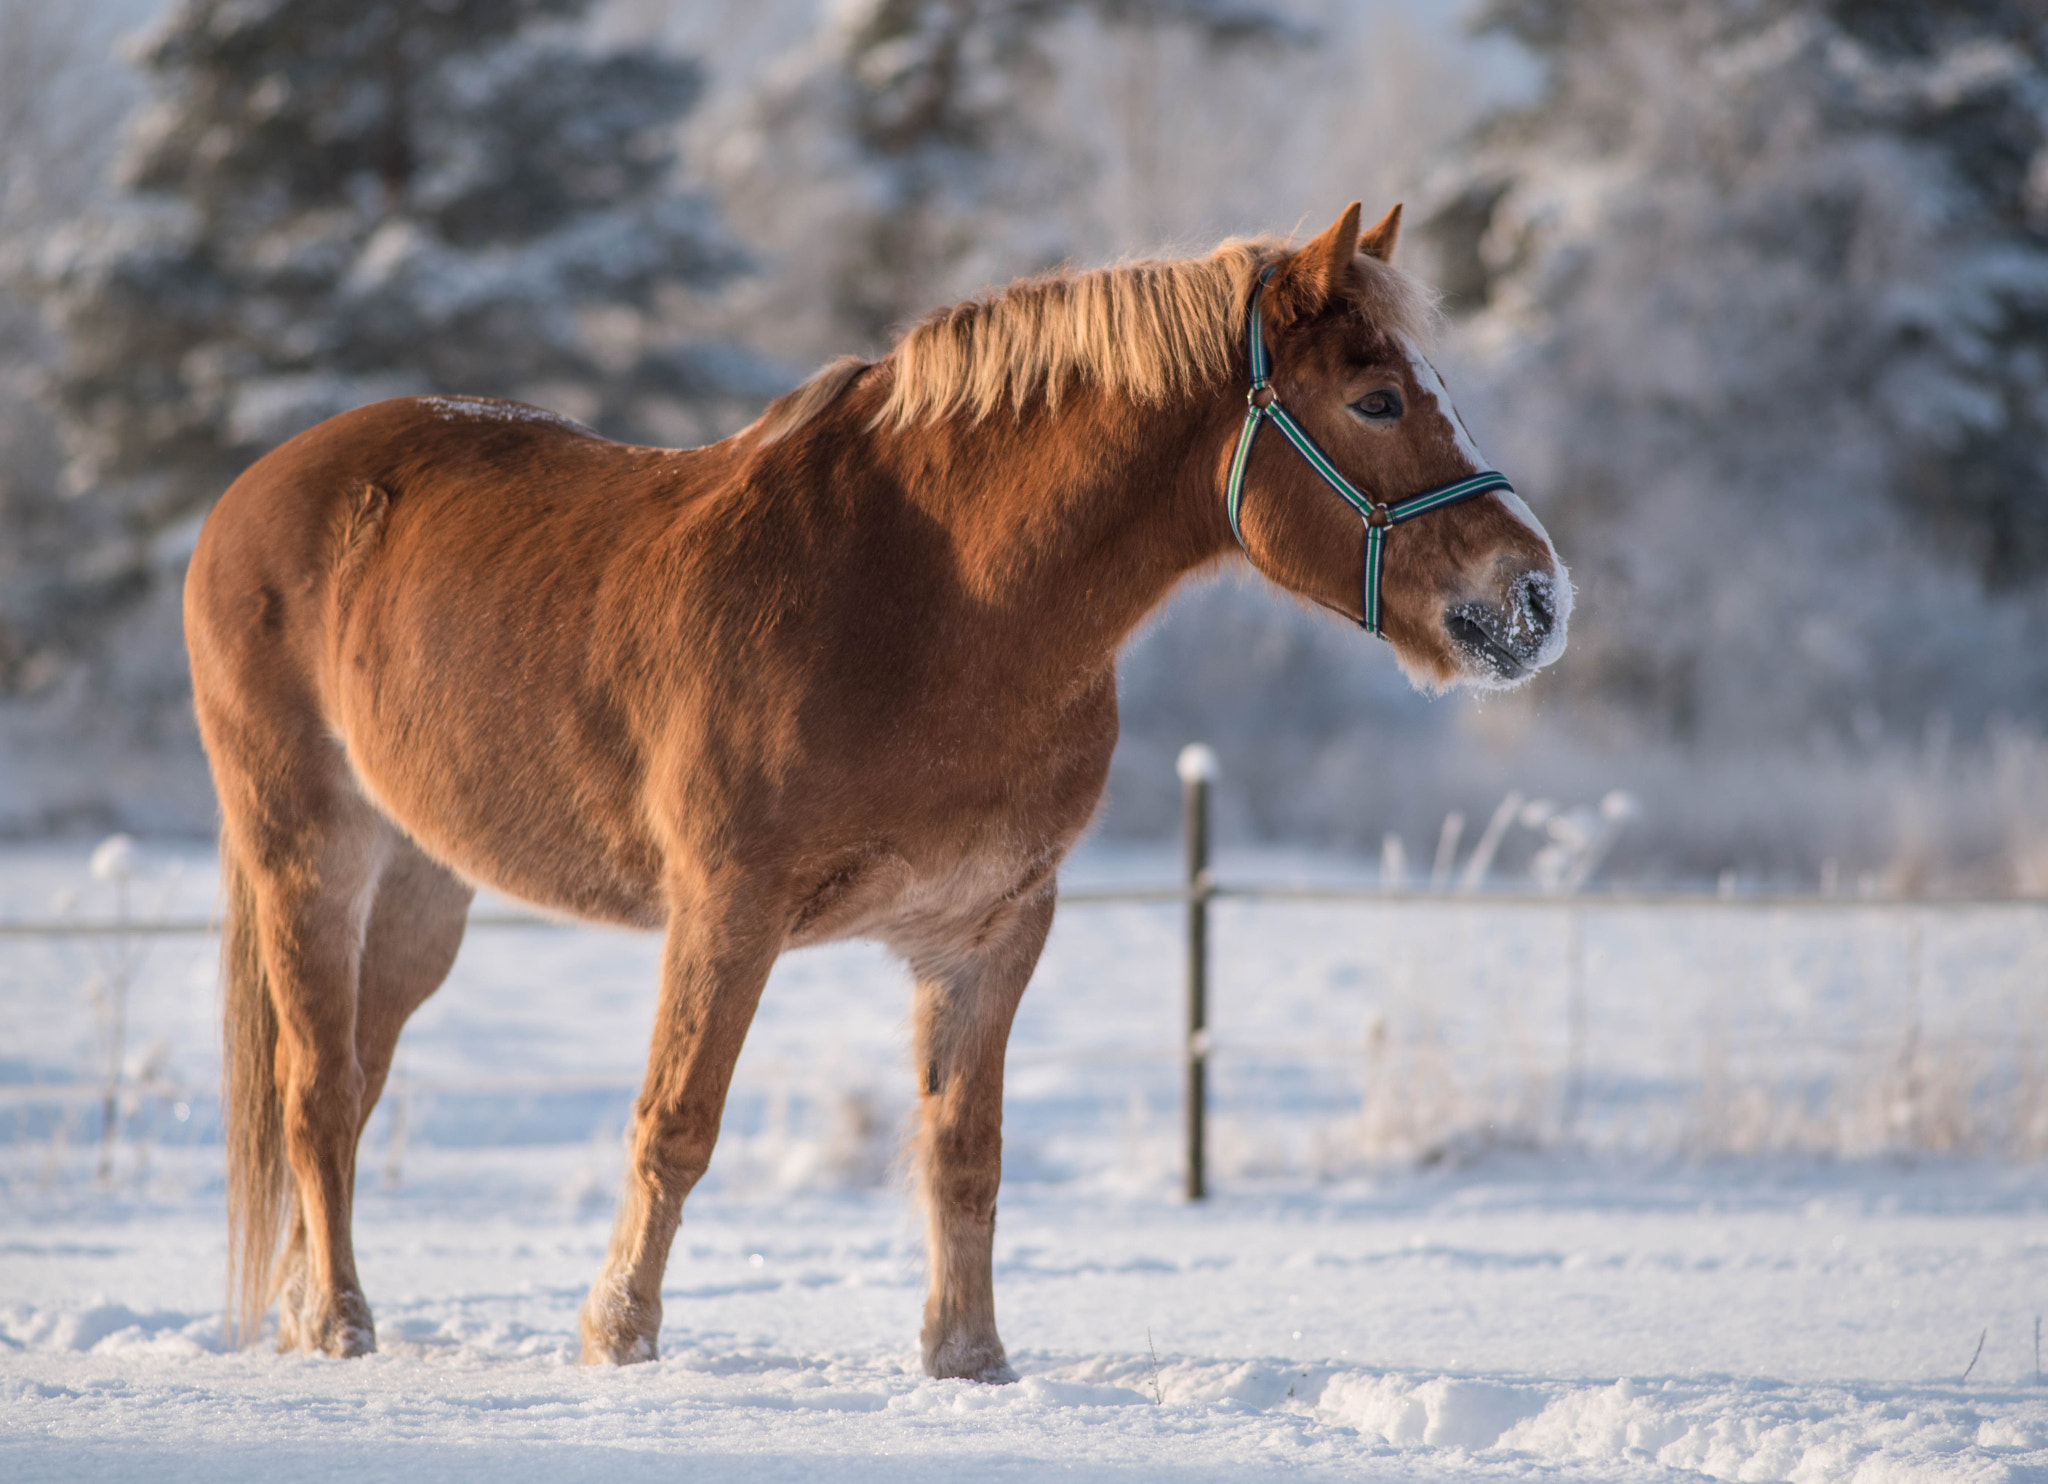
(580, 878, 784, 1365)
(911, 885, 1056, 1382)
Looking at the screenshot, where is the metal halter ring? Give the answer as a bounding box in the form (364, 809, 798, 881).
(1366, 503, 1392, 529)
(1248, 385, 1276, 410)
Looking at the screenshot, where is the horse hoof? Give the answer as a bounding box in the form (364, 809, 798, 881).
(282, 1313, 375, 1357)
(323, 1322, 377, 1359)
(925, 1338, 1014, 1383)
(581, 1334, 657, 1366)
(579, 1274, 660, 1365)
(579, 1318, 658, 1366)
(320, 1295, 377, 1357)
(273, 1281, 375, 1358)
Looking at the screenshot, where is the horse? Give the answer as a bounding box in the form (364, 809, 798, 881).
(185, 201, 1570, 1381)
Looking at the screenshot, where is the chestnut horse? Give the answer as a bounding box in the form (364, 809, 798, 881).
(186, 203, 1569, 1379)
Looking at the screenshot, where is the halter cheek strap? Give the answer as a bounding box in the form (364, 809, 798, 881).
(1225, 272, 1516, 636)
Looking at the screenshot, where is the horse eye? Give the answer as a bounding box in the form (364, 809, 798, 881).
(1353, 389, 1402, 421)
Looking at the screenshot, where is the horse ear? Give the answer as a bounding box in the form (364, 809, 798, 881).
(1358, 203, 1402, 263)
(1267, 201, 1363, 324)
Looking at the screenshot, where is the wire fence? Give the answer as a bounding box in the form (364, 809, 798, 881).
(6, 776, 2048, 1195)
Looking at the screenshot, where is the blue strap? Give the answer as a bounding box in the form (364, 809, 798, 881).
(1225, 275, 1514, 635)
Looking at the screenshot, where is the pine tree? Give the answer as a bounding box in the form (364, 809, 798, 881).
(0, 0, 136, 702)
(718, 0, 1299, 358)
(42, 0, 756, 528)
(9, 0, 758, 829)
(1424, 0, 2048, 744)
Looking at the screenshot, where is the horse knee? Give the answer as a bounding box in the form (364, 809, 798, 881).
(925, 1104, 1000, 1161)
(923, 1133, 1000, 1218)
(635, 1112, 716, 1194)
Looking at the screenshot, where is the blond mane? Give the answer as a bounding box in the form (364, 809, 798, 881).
(753, 235, 1438, 447)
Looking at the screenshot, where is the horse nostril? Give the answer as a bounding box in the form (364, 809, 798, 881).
(1446, 609, 1493, 656)
(1518, 574, 1556, 640)
(1445, 604, 1528, 680)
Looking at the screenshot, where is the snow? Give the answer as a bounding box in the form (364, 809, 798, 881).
(415, 395, 596, 431)
(8, 839, 2048, 1480)
(13, 1173, 2048, 1481)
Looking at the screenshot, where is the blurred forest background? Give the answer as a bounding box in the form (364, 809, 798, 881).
(1, 0, 2046, 891)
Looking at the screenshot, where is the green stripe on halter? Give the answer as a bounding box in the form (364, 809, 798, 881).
(1364, 523, 1387, 633)
(1224, 272, 1516, 636)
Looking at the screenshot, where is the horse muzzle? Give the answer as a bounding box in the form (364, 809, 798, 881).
(1445, 569, 1569, 685)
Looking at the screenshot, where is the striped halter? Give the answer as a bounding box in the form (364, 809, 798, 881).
(1225, 272, 1516, 636)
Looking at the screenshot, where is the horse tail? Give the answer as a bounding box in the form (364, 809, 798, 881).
(221, 832, 289, 1347)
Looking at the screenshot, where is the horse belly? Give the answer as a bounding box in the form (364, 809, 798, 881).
(327, 607, 667, 929)
(334, 705, 665, 928)
(780, 840, 1026, 950)
(784, 723, 1114, 955)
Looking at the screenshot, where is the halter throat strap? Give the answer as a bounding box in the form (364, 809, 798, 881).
(1224, 272, 1515, 636)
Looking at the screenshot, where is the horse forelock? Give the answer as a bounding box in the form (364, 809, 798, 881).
(1342, 259, 1441, 360)
(754, 236, 1439, 446)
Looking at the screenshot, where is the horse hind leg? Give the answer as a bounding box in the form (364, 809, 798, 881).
(219, 755, 394, 1358)
(910, 886, 1056, 1382)
(267, 828, 471, 1351)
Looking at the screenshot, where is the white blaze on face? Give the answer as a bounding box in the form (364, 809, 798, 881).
(1399, 335, 1490, 472)
(1398, 336, 1573, 671)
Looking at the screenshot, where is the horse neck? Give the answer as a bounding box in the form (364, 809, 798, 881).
(890, 385, 1238, 662)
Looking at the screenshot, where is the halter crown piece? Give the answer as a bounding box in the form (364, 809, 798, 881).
(1224, 270, 1517, 637)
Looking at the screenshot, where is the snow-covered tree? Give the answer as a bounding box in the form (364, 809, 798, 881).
(0, 0, 139, 687)
(41, 0, 756, 527)
(712, 0, 1301, 358)
(5, 0, 759, 831)
(1423, 0, 2048, 746)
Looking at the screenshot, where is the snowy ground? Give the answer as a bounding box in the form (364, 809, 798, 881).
(8, 840, 2048, 1481)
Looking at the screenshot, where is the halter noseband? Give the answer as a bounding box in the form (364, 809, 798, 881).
(1224, 272, 1516, 636)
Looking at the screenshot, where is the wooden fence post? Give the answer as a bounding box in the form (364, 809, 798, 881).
(1178, 743, 1218, 1201)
